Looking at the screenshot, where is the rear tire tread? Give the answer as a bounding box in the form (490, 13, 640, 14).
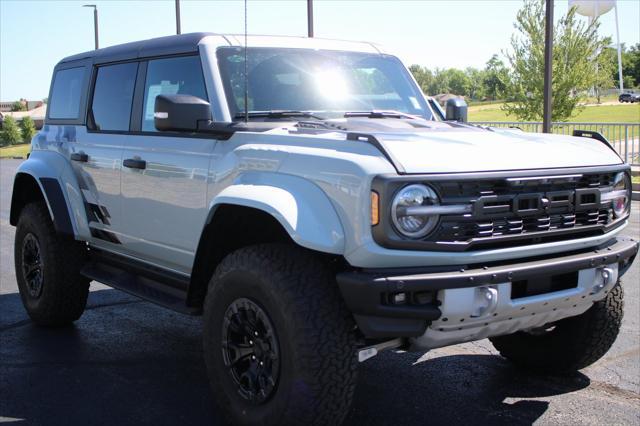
(15, 201, 89, 326)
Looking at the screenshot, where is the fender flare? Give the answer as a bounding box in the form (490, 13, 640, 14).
(208, 172, 345, 254)
(10, 150, 90, 239)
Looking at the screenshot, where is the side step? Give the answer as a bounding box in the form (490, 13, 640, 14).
(81, 253, 201, 316)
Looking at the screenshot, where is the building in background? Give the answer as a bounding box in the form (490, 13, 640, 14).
(0, 101, 47, 129)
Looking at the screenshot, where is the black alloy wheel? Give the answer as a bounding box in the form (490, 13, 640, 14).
(21, 233, 44, 298)
(222, 298, 280, 404)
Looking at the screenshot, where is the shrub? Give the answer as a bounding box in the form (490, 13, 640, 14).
(20, 116, 37, 142)
(1, 116, 23, 146)
(11, 101, 26, 112)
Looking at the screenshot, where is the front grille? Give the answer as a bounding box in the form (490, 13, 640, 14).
(436, 209, 612, 241)
(426, 171, 619, 248)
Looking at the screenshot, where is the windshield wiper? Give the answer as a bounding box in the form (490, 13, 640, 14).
(344, 110, 417, 119)
(234, 110, 326, 120)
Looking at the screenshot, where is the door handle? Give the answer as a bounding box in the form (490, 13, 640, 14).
(123, 158, 147, 170)
(70, 152, 88, 162)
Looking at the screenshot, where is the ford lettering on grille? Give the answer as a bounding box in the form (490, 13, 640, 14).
(473, 188, 602, 218)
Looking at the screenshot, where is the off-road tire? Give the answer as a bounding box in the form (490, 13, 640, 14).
(202, 244, 358, 426)
(14, 201, 89, 326)
(490, 282, 624, 373)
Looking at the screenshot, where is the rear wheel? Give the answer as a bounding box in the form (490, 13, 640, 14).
(14, 201, 89, 326)
(203, 244, 358, 426)
(490, 282, 624, 373)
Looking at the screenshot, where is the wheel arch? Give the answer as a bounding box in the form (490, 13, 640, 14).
(187, 174, 346, 306)
(10, 172, 47, 226)
(10, 172, 76, 237)
(10, 151, 89, 239)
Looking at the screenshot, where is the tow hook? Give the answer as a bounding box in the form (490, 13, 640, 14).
(593, 267, 615, 294)
(357, 338, 405, 362)
(471, 286, 499, 318)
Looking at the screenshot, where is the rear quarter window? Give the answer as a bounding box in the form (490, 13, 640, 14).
(48, 67, 86, 120)
(90, 62, 138, 131)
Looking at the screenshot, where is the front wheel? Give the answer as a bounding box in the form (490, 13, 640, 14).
(202, 244, 358, 426)
(490, 282, 624, 373)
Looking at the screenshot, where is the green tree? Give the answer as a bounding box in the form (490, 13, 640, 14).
(20, 116, 36, 142)
(622, 75, 636, 90)
(11, 101, 26, 112)
(1, 116, 22, 146)
(503, 0, 609, 121)
(616, 43, 640, 88)
(627, 44, 640, 87)
(429, 68, 451, 95)
(465, 67, 486, 100)
(593, 40, 616, 103)
(408, 64, 434, 95)
(484, 54, 509, 100)
(444, 68, 471, 96)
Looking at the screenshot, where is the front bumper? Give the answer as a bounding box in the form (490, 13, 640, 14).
(336, 237, 638, 339)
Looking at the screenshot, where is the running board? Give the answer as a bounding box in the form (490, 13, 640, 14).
(81, 255, 200, 316)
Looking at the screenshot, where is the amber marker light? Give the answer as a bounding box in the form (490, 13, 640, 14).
(371, 191, 380, 226)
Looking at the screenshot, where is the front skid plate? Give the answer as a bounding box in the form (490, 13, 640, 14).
(410, 263, 619, 350)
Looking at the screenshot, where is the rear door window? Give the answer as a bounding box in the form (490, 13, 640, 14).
(141, 56, 207, 132)
(90, 62, 138, 131)
(49, 67, 85, 119)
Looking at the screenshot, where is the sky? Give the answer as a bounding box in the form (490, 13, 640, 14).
(1, 0, 639, 102)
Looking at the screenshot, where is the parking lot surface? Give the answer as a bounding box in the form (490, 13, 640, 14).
(1, 158, 639, 425)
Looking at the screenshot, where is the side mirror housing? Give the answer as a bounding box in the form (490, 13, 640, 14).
(154, 94, 211, 132)
(445, 98, 468, 122)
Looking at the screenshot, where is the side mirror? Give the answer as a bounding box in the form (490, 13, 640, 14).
(445, 98, 468, 123)
(154, 94, 211, 132)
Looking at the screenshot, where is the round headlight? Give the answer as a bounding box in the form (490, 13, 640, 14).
(612, 172, 630, 218)
(391, 184, 439, 238)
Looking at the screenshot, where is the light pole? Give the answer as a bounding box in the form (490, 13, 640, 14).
(82, 4, 99, 50)
(175, 0, 181, 35)
(307, 0, 314, 37)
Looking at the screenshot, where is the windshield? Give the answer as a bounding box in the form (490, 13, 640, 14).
(216, 47, 434, 120)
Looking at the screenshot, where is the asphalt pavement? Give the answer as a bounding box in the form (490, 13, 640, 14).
(1, 158, 639, 425)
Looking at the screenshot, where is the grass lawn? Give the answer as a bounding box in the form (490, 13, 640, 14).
(0, 143, 30, 159)
(469, 103, 640, 123)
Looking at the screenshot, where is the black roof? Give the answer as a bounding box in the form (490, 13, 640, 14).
(59, 32, 226, 65)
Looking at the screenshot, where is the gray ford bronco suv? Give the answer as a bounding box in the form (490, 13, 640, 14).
(11, 33, 638, 425)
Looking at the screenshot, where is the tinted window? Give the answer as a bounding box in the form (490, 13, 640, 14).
(90, 62, 138, 131)
(49, 67, 85, 119)
(142, 56, 207, 131)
